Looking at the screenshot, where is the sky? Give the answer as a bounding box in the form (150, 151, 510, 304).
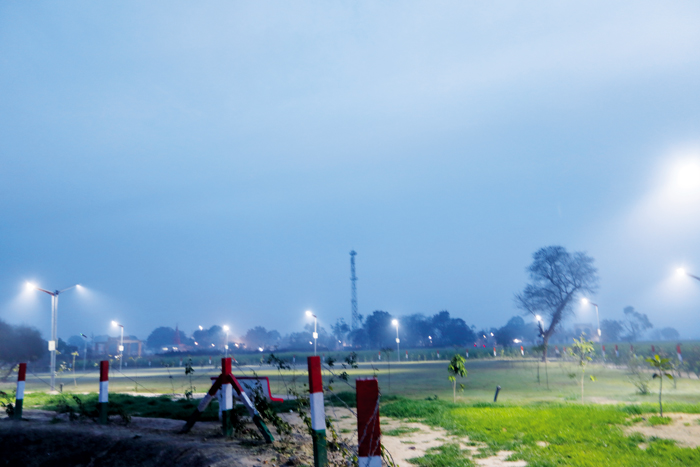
(2, 1, 700, 342)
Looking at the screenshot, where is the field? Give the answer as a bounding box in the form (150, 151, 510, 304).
(3, 352, 700, 466)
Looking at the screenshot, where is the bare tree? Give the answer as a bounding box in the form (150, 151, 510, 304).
(516, 246, 598, 362)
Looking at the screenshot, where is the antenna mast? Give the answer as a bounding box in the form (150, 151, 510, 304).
(350, 250, 359, 330)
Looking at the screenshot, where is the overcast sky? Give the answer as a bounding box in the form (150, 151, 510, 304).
(2, 1, 700, 342)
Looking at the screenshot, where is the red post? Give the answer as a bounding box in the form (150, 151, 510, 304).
(356, 378, 381, 467)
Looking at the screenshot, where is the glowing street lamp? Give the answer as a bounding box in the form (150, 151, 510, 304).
(26, 282, 81, 392)
(581, 298, 602, 338)
(392, 319, 400, 362)
(111, 321, 125, 371)
(306, 311, 318, 355)
(223, 325, 230, 358)
(677, 268, 700, 282)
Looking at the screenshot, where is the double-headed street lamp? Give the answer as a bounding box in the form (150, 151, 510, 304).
(581, 298, 602, 338)
(223, 325, 230, 358)
(111, 321, 125, 371)
(306, 311, 318, 355)
(392, 319, 400, 362)
(26, 282, 80, 392)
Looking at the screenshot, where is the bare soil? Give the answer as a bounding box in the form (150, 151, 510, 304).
(624, 413, 700, 448)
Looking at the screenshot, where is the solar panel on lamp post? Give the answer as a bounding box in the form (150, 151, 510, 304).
(26, 283, 80, 392)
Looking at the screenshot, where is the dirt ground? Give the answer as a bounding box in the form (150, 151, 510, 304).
(624, 413, 700, 449)
(1, 407, 528, 467)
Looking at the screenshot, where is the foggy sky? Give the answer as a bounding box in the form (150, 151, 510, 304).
(2, 1, 700, 342)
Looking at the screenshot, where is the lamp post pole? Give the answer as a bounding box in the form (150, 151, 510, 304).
(392, 319, 400, 362)
(306, 311, 318, 355)
(80, 333, 88, 371)
(112, 321, 124, 372)
(27, 283, 79, 392)
(223, 325, 230, 358)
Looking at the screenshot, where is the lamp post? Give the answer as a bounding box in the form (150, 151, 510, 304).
(581, 298, 601, 338)
(223, 325, 230, 358)
(80, 333, 89, 371)
(677, 268, 700, 282)
(111, 321, 124, 372)
(306, 311, 318, 355)
(392, 319, 400, 362)
(26, 282, 80, 392)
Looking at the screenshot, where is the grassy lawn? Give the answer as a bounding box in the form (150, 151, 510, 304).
(382, 398, 700, 466)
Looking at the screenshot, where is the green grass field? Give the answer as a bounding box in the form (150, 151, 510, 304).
(4, 355, 700, 466)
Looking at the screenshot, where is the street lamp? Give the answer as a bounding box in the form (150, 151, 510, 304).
(581, 298, 601, 337)
(111, 321, 125, 371)
(223, 325, 230, 358)
(26, 282, 80, 392)
(80, 333, 89, 371)
(306, 311, 318, 355)
(677, 268, 700, 282)
(392, 319, 400, 362)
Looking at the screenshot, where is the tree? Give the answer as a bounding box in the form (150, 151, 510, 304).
(431, 311, 475, 346)
(516, 246, 598, 362)
(600, 319, 624, 342)
(494, 316, 537, 347)
(660, 327, 680, 341)
(622, 306, 653, 342)
(646, 354, 674, 416)
(447, 354, 467, 403)
(569, 333, 595, 403)
(243, 327, 280, 350)
(0, 319, 46, 380)
(331, 318, 350, 348)
(146, 326, 190, 351)
(365, 311, 395, 349)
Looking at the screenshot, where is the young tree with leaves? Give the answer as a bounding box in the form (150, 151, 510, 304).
(569, 333, 595, 403)
(447, 354, 467, 403)
(516, 246, 598, 362)
(646, 354, 674, 416)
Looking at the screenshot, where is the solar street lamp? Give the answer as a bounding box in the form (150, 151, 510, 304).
(306, 311, 318, 355)
(111, 321, 125, 371)
(26, 282, 81, 392)
(392, 319, 400, 362)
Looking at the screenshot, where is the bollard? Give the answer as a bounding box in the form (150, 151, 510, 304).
(15, 363, 26, 420)
(99, 360, 109, 424)
(308, 356, 327, 467)
(493, 385, 501, 402)
(677, 344, 683, 363)
(221, 358, 235, 436)
(357, 378, 381, 467)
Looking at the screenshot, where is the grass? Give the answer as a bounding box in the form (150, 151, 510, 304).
(384, 426, 421, 436)
(382, 397, 700, 466)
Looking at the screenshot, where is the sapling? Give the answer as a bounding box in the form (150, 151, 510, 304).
(447, 354, 467, 403)
(646, 354, 674, 416)
(568, 333, 595, 403)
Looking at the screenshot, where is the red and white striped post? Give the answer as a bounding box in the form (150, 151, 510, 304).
(602, 345, 606, 360)
(14, 363, 26, 420)
(99, 360, 109, 424)
(307, 356, 327, 467)
(221, 357, 235, 436)
(493, 347, 497, 357)
(520, 346, 524, 356)
(356, 378, 381, 467)
(677, 344, 683, 363)
(615, 345, 619, 358)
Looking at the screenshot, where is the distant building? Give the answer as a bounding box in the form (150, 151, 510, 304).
(93, 335, 143, 357)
